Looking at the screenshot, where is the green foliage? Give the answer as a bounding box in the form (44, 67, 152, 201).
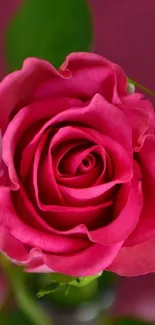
(49, 277, 98, 306)
(37, 282, 60, 298)
(6, 0, 92, 71)
(112, 318, 150, 325)
(98, 271, 117, 290)
(37, 273, 101, 298)
(69, 274, 102, 287)
(1, 311, 33, 325)
(98, 316, 150, 325)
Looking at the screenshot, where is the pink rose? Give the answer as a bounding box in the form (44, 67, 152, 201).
(0, 52, 155, 276)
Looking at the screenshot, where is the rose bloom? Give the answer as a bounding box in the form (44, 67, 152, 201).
(0, 52, 155, 276)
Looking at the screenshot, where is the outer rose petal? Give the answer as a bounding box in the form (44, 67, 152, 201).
(119, 104, 152, 150)
(61, 52, 128, 101)
(0, 188, 90, 254)
(34, 52, 128, 104)
(0, 228, 49, 270)
(0, 195, 124, 276)
(0, 130, 4, 177)
(126, 135, 155, 246)
(107, 237, 155, 276)
(28, 241, 124, 276)
(122, 92, 154, 116)
(0, 52, 128, 134)
(0, 57, 68, 133)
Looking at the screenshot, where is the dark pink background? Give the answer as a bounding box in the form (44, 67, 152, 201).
(89, 0, 155, 104)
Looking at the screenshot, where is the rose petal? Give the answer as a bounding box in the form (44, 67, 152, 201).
(0, 231, 48, 270)
(2, 97, 84, 189)
(122, 92, 154, 116)
(0, 130, 4, 177)
(2, 93, 131, 190)
(108, 237, 155, 276)
(0, 192, 123, 276)
(50, 125, 132, 206)
(34, 52, 127, 104)
(31, 129, 63, 205)
(119, 104, 152, 150)
(0, 188, 89, 254)
(126, 135, 155, 246)
(54, 144, 107, 188)
(0, 57, 69, 133)
(36, 241, 123, 276)
(15, 183, 113, 230)
(88, 161, 143, 245)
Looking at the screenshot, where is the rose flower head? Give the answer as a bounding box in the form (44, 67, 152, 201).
(0, 53, 155, 277)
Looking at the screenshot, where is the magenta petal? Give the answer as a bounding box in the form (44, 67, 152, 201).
(0, 230, 49, 271)
(60, 52, 128, 102)
(0, 188, 89, 254)
(0, 191, 123, 276)
(54, 143, 107, 188)
(2, 97, 83, 188)
(2, 93, 131, 190)
(42, 241, 123, 276)
(79, 94, 132, 151)
(34, 52, 127, 104)
(108, 237, 155, 276)
(126, 135, 155, 246)
(0, 130, 4, 177)
(0, 228, 29, 263)
(47, 94, 132, 153)
(13, 183, 57, 233)
(119, 104, 152, 150)
(122, 92, 154, 116)
(0, 57, 69, 134)
(51, 125, 132, 206)
(32, 129, 63, 205)
(88, 163, 143, 245)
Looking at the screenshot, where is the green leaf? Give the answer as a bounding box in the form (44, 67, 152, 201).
(49, 278, 98, 306)
(6, 0, 92, 71)
(69, 274, 102, 288)
(41, 272, 101, 288)
(37, 282, 60, 298)
(37, 273, 101, 298)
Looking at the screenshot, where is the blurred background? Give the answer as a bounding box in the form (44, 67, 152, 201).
(0, 0, 155, 324)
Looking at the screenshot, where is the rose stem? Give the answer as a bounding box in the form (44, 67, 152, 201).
(128, 78, 155, 96)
